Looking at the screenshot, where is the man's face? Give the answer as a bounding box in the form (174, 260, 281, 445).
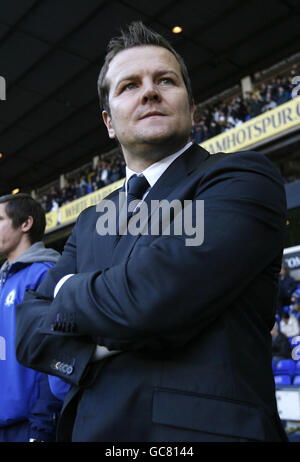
(102, 46, 194, 163)
(0, 203, 23, 258)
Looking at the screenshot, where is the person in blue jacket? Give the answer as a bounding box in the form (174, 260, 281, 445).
(0, 193, 62, 442)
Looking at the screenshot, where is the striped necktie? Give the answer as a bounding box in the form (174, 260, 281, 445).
(126, 174, 150, 218)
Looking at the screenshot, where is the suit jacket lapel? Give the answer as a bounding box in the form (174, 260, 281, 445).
(142, 143, 209, 207)
(92, 183, 125, 268)
(111, 144, 210, 265)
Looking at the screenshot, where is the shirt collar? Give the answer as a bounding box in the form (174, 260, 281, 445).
(125, 141, 193, 192)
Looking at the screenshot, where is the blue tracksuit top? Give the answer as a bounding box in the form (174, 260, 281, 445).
(0, 242, 62, 440)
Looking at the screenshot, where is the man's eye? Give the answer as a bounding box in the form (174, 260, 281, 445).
(159, 77, 173, 85)
(123, 82, 137, 91)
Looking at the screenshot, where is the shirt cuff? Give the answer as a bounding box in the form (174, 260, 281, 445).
(92, 345, 121, 362)
(53, 274, 74, 298)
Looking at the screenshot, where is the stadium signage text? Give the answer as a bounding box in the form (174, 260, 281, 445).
(201, 96, 300, 154)
(46, 179, 124, 231)
(285, 254, 300, 270)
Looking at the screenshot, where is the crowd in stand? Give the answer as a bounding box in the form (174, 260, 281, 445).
(40, 152, 126, 213)
(272, 262, 300, 363)
(38, 62, 300, 213)
(191, 65, 299, 145)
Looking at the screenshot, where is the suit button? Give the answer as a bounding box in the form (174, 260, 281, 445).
(58, 362, 64, 372)
(61, 364, 69, 374)
(66, 365, 73, 375)
(55, 361, 61, 370)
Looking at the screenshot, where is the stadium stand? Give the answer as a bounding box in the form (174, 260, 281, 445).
(191, 61, 300, 156)
(37, 151, 125, 212)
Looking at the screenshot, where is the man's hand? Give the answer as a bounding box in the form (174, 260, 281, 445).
(54, 274, 121, 362)
(92, 345, 121, 361)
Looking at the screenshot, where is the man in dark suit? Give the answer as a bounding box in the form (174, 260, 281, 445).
(15, 22, 288, 442)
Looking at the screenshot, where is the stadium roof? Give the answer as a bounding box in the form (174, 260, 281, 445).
(0, 0, 300, 196)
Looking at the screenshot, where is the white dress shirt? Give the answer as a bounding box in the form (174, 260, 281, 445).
(125, 141, 193, 197)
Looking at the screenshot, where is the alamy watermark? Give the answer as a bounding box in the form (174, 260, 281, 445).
(292, 76, 300, 99)
(0, 76, 6, 101)
(95, 193, 204, 247)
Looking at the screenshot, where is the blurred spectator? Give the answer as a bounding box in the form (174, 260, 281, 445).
(192, 124, 204, 144)
(79, 176, 88, 196)
(271, 322, 292, 365)
(100, 163, 110, 185)
(277, 262, 298, 316)
(209, 121, 221, 137)
(50, 198, 59, 212)
(58, 187, 68, 206)
(262, 93, 277, 112)
(259, 82, 268, 101)
(280, 312, 300, 338)
(275, 86, 290, 105)
(92, 174, 104, 191)
(249, 93, 264, 118)
(75, 180, 82, 198)
(41, 195, 51, 213)
(110, 166, 122, 183)
(66, 180, 76, 202)
(291, 290, 300, 315)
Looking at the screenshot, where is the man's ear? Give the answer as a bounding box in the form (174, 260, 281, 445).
(21, 216, 33, 234)
(102, 110, 116, 139)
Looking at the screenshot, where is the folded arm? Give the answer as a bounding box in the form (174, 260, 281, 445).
(16, 154, 286, 383)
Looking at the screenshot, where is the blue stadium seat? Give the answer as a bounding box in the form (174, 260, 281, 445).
(295, 361, 300, 372)
(293, 375, 300, 386)
(275, 359, 296, 376)
(274, 375, 291, 385)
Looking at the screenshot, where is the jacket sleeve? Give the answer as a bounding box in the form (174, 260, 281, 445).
(25, 263, 65, 441)
(15, 215, 98, 387)
(16, 153, 287, 370)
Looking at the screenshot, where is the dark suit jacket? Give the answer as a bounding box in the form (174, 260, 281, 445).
(16, 144, 288, 442)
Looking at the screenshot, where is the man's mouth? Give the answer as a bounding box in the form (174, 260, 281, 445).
(140, 111, 166, 119)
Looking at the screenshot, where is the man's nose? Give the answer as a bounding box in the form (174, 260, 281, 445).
(141, 82, 161, 104)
